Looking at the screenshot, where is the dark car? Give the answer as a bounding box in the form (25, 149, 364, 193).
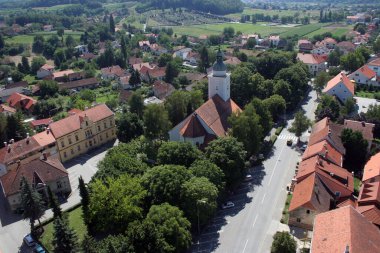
(287, 139, 293, 146)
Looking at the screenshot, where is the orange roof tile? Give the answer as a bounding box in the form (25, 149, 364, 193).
(311, 117, 329, 135)
(309, 123, 345, 155)
(368, 58, 380, 67)
(343, 119, 374, 142)
(311, 206, 380, 253)
(7, 93, 37, 111)
(180, 113, 207, 138)
(362, 153, 380, 182)
(0, 104, 16, 114)
(357, 205, 380, 226)
(354, 65, 376, 79)
(52, 69, 75, 79)
(323, 72, 355, 95)
(40, 64, 54, 71)
(302, 140, 343, 166)
(30, 118, 53, 128)
(152, 81, 175, 100)
(297, 53, 327, 64)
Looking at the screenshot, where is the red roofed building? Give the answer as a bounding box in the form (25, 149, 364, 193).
(297, 53, 327, 76)
(323, 72, 355, 103)
(302, 140, 343, 167)
(349, 65, 377, 86)
(30, 118, 53, 131)
(317, 37, 337, 49)
(37, 64, 54, 79)
(7, 93, 37, 112)
(169, 49, 241, 147)
(101, 65, 128, 80)
(367, 58, 380, 79)
(337, 41, 356, 55)
(362, 153, 380, 183)
(140, 66, 166, 82)
(343, 119, 375, 148)
(0, 157, 70, 212)
(0, 104, 16, 116)
(298, 39, 314, 53)
(311, 206, 380, 253)
(152, 81, 175, 100)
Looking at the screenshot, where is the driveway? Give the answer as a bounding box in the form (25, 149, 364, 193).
(354, 96, 380, 114)
(0, 141, 116, 253)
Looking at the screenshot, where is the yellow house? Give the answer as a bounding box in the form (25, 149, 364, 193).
(49, 104, 116, 162)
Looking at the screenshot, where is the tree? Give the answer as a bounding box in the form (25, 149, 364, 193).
(340, 51, 365, 72)
(65, 35, 76, 48)
(0, 34, 4, 49)
(157, 141, 202, 167)
(246, 37, 256, 49)
(21, 56, 30, 74)
(57, 28, 64, 38)
(88, 175, 146, 233)
(117, 112, 144, 143)
(263, 95, 286, 121)
(31, 56, 46, 74)
(271, 231, 297, 253)
(128, 92, 144, 117)
(181, 177, 218, 227)
(230, 66, 257, 106)
(6, 113, 27, 141)
(189, 159, 225, 192)
(199, 46, 210, 73)
(81, 234, 97, 253)
(315, 95, 340, 121)
(341, 129, 368, 174)
(158, 53, 172, 67)
(289, 111, 311, 140)
(47, 186, 62, 218)
(143, 104, 171, 140)
(20, 177, 44, 227)
(0, 114, 7, 147)
(129, 69, 141, 86)
(250, 98, 273, 134)
(52, 217, 79, 253)
(142, 165, 192, 205)
(32, 35, 45, 54)
(314, 71, 330, 94)
(11, 70, 24, 82)
(39, 80, 59, 98)
(120, 35, 128, 60)
(165, 61, 179, 83)
(165, 90, 190, 125)
(109, 14, 115, 34)
(78, 176, 92, 234)
(374, 38, 380, 54)
(223, 27, 235, 40)
(205, 137, 246, 187)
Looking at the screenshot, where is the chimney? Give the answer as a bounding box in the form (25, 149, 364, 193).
(330, 172, 334, 177)
(3, 142, 7, 147)
(46, 128, 50, 134)
(26, 133, 30, 144)
(42, 152, 48, 160)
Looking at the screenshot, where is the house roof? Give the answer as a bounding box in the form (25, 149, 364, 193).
(52, 69, 75, 79)
(143, 67, 166, 78)
(0, 104, 16, 114)
(180, 113, 207, 138)
(5, 81, 28, 89)
(59, 77, 99, 90)
(179, 73, 206, 82)
(119, 90, 132, 103)
(298, 39, 312, 46)
(368, 58, 380, 67)
(302, 140, 343, 166)
(7, 93, 37, 110)
(323, 37, 337, 44)
(152, 81, 175, 100)
(323, 72, 355, 95)
(100, 65, 126, 78)
(354, 65, 376, 79)
(337, 41, 356, 51)
(40, 64, 54, 71)
(311, 117, 330, 134)
(311, 206, 380, 253)
(0, 157, 67, 197)
(357, 204, 380, 227)
(49, 104, 114, 138)
(133, 63, 154, 72)
(358, 180, 380, 206)
(128, 57, 143, 65)
(224, 57, 241, 65)
(343, 119, 375, 142)
(362, 153, 380, 182)
(297, 53, 327, 64)
(30, 118, 53, 128)
(309, 121, 345, 155)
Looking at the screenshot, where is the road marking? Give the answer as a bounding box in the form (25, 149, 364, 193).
(242, 239, 249, 253)
(268, 143, 287, 186)
(252, 215, 258, 228)
(261, 193, 266, 204)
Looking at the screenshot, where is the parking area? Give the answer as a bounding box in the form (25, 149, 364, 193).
(354, 96, 380, 114)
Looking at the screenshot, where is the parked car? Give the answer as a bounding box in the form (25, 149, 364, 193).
(23, 234, 35, 247)
(221, 201, 235, 209)
(34, 243, 46, 253)
(244, 174, 253, 181)
(287, 139, 293, 146)
(300, 145, 307, 151)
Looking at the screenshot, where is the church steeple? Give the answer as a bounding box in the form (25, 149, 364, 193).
(208, 48, 230, 101)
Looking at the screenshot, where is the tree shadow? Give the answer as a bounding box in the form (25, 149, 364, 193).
(0, 187, 23, 226)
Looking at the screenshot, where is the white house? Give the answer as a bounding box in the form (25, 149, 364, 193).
(75, 45, 89, 54)
(297, 53, 327, 76)
(311, 46, 330, 56)
(37, 64, 54, 79)
(367, 58, 380, 76)
(269, 35, 280, 47)
(349, 65, 378, 86)
(169, 49, 241, 147)
(173, 48, 193, 60)
(323, 72, 355, 103)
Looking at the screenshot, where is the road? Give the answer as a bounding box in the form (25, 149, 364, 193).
(192, 89, 318, 253)
(0, 142, 115, 253)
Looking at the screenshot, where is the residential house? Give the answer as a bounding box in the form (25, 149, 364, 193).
(48, 69, 75, 82)
(317, 38, 337, 50)
(101, 65, 128, 80)
(336, 41, 356, 55)
(322, 72, 355, 103)
(152, 81, 175, 100)
(7, 93, 37, 113)
(173, 48, 193, 60)
(298, 39, 314, 53)
(0, 81, 29, 102)
(343, 120, 375, 148)
(138, 40, 151, 51)
(30, 118, 53, 131)
(297, 53, 327, 76)
(0, 104, 16, 116)
(43, 25, 53, 32)
(118, 76, 131, 90)
(269, 35, 280, 47)
(49, 104, 116, 162)
(59, 77, 100, 91)
(128, 57, 143, 66)
(37, 64, 54, 79)
(224, 57, 241, 66)
(144, 96, 163, 105)
(169, 50, 242, 147)
(0, 130, 58, 176)
(119, 90, 132, 104)
(311, 46, 330, 56)
(184, 51, 199, 66)
(149, 43, 168, 55)
(311, 206, 380, 253)
(302, 140, 343, 167)
(0, 157, 70, 212)
(75, 45, 89, 55)
(80, 53, 97, 62)
(348, 65, 377, 86)
(367, 58, 380, 76)
(132, 62, 154, 72)
(140, 66, 166, 83)
(288, 155, 354, 230)
(346, 13, 371, 24)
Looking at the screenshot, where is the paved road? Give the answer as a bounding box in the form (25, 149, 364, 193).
(192, 89, 318, 253)
(0, 142, 115, 253)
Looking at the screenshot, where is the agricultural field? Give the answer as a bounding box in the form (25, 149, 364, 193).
(5, 31, 83, 45)
(225, 7, 320, 20)
(305, 25, 352, 38)
(279, 23, 329, 37)
(31, 4, 76, 11)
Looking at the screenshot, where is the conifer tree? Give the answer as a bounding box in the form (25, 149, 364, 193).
(110, 14, 115, 34)
(52, 217, 79, 253)
(20, 177, 45, 227)
(47, 186, 62, 218)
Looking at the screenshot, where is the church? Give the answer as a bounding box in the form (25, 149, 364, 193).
(169, 49, 242, 147)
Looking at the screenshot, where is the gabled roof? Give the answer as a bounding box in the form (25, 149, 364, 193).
(49, 104, 114, 139)
(100, 65, 126, 77)
(353, 65, 376, 79)
(323, 72, 355, 95)
(59, 77, 99, 90)
(357, 204, 380, 227)
(337, 41, 356, 51)
(40, 64, 54, 71)
(302, 140, 343, 166)
(152, 81, 175, 99)
(0, 157, 67, 197)
(5, 81, 28, 89)
(362, 153, 380, 182)
(368, 58, 380, 67)
(7, 93, 37, 110)
(30, 118, 53, 128)
(309, 121, 345, 155)
(343, 119, 375, 142)
(311, 206, 380, 253)
(0, 104, 16, 114)
(224, 57, 241, 65)
(180, 113, 207, 138)
(52, 69, 75, 79)
(297, 53, 327, 64)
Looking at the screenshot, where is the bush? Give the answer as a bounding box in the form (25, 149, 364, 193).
(275, 126, 284, 136)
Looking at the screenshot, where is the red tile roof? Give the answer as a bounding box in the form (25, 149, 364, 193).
(59, 77, 99, 90)
(368, 58, 380, 67)
(180, 113, 207, 138)
(362, 153, 380, 182)
(302, 140, 343, 166)
(100, 65, 127, 78)
(337, 41, 356, 51)
(40, 64, 54, 71)
(0, 104, 16, 114)
(323, 72, 355, 95)
(357, 205, 380, 227)
(52, 69, 75, 79)
(311, 206, 380, 253)
(7, 93, 37, 111)
(297, 53, 327, 64)
(309, 121, 345, 155)
(354, 65, 376, 79)
(143, 67, 166, 79)
(49, 104, 114, 138)
(224, 57, 241, 65)
(152, 81, 175, 99)
(30, 118, 53, 128)
(0, 157, 67, 197)
(5, 81, 28, 89)
(343, 119, 374, 142)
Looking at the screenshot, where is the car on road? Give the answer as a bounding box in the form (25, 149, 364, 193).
(287, 139, 293, 146)
(300, 144, 307, 151)
(23, 234, 35, 247)
(221, 201, 235, 209)
(244, 174, 253, 181)
(34, 243, 46, 253)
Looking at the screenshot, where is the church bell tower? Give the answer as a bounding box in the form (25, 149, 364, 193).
(208, 48, 231, 102)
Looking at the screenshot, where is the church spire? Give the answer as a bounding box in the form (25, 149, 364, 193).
(208, 48, 230, 101)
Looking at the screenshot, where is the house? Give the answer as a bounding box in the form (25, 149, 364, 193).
(149, 43, 168, 55)
(0, 104, 16, 116)
(49, 104, 116, 162)
(118, 76, 131, 90)
(0, 130, 58, 176)
(297, 53, 327, 76)
(224, 57, 241, 66)
(184, 51, 199, 66)
(348, 65, 377, 86)
(128, 57, 143, 66)
(322, 72, 355, 103)
(311, 206, 380, 253)
(152, 81, 175, 100)
(80, 53, 97, 62)
(343, 120, 375, 148)
(7, 93, 37, 113)
(37, 64, 54, 79)
(101, 65, 128, 80)
(311, 46, 330, 56)
(302, 140, 343, 167)
(132, 62, 154, 72)
(0, 157, 70, 212)
(317, 38, 337, 50)
(138, 40, 151, 51)
(288, 155, 354, 230)
(48, 69, 75, 82)
(362, 152, 380, 183)
(269, 35, 280, 47)
(169, 49, 242, 147)
(119, 90, 132, 104)
(298, 39, 314, 53)
(43, 25, 53, 32)
(29, 118, 53, 131)
(59, 77, 99, 91)
(173, 48, 193, 60)
(140, 66, 166, 83)
(75, 45, 88, 55)
(0, 81, 29, 102)
(336, 41, 356, 55)
(367, 58, 380, 76)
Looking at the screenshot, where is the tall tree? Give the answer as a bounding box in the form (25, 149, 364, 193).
(0, 114, 7, 147)
(128, 92, 144, 117)
(199, 46, 210, 73)
(373, 38, 380, 54)
(271, 231, 297, 253)
(341, 129, 368, 174)
(289, 111, 311, 140)
(78, 176, 91, 234)
(143, 104, 171, 140)
(47, 186, 62, 218)
(263, 95, 286, 121)
(0, 33, 4, 49)
(109, 14, 115, 34)
(189, 159, 225, 192)
(117, 112, 144, 143)
(52, 217, 79, 253)
(314, 71, 330, 95)
(21, 56, 30, 74)
(20, 177, 44, 227)
(7, 112, 27, 141)
(157, 141, 202, 167)
(120, 35, 127, 60)
(165, 61, 179, 83)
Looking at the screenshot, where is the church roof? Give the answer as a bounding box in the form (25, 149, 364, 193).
(180, 113, 207, 138)
(213, 49, 227, 72)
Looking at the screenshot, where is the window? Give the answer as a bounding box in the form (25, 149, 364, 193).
(110, 120, 113, 126)
(86, 121, 88, 126)
(104, 122, 107, 129)
(306, 210, 310, 214)
(75, 135, 79, 141)
(100, 135, 103, 141)
(85, 142, 88, 148)
(71, 149, 74, 155)
(77, 145, 81, 151)
(57, 181, 62, 189)
(106, 133, 109, 138)
(98, 125, 101, 131)
(61, 141, 65, 148)
(64, 152, 67, 158)
(296, 218, 301, 222)
(112, 130, 114, 136)
(68, 138, 72, 145)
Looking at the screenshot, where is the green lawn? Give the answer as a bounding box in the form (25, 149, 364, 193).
(5, 31, 83, 45)
(280, 23, 327, 38)
(355, 90, 380, 99)
(225, 7, 320, 20)
(281, 193, 293, 224)
(23, 75, 36, 84)
(305, 26, 351, 38)
(354, 177, 361, 194)
(40, 206, 87, 252)
(32, 4, 76, 11)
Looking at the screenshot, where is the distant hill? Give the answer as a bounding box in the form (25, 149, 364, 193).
(251, 0, 379, 3)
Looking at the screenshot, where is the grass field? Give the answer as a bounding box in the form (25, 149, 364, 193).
(305, 26, 351, 38)
(5, 31, 83, 45)
(40, 207, 86, 252)
(225, 7, 320, 20)
(280, 23, 327, 38)
(32, 4, 76, 11)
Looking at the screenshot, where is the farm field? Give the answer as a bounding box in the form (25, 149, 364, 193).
(225, 7, 320, 20)
(279, 23, 329, 37)
(5, 31, 83, 45)
(32, 4, 76, 11)
(305, 26, 352, 38)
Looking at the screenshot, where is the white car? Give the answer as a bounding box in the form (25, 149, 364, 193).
(221, 201, 235, 209)
(23, 234, 36, 247)
(244, 174, 253, 181)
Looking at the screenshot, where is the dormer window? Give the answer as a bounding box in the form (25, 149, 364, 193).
(86, 121, 88, 126)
